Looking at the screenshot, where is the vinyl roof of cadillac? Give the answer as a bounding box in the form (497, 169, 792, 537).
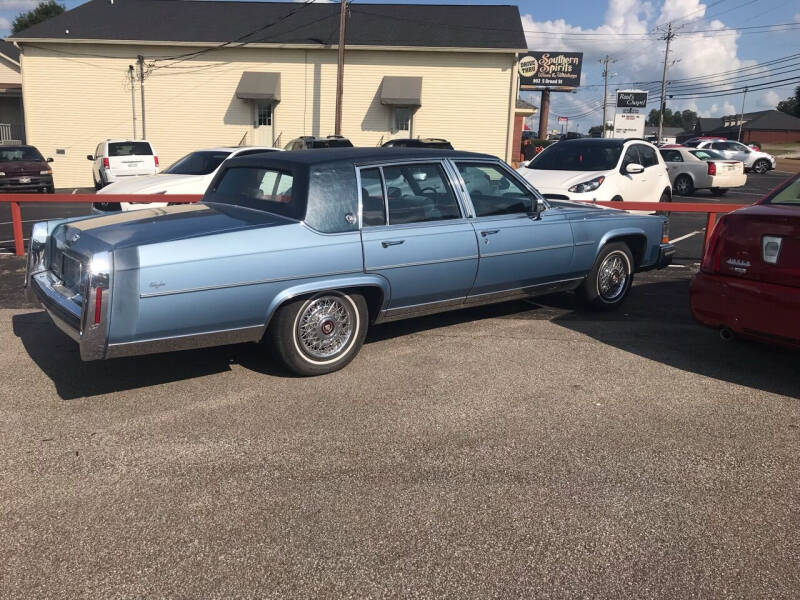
(9, 0, 527, 50)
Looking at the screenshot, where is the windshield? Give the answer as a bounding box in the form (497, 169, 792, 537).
(527, 141, 623, 171)
(164, 151, 232, 175)
(690, 149, 724, 161)
(211, 166, 302, 219)
(0, 146, 45, 162)
(311, 139, 353, 148)
(765, 176, 800, 206)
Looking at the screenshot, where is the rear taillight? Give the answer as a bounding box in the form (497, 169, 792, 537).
(154, 156, 159, 167)
(94, 287, 103, 324)
(707, 162, 716, 176)
(102, 157, 110, 169)
(701, 216, 727, 274)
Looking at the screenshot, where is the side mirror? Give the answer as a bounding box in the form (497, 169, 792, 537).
(46, 157, 54, 163)
(528, 198, 546, 219)
(86, 155, 94, 161)
(625, 163, 645, 175)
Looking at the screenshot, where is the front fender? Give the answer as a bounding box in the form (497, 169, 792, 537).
(263, 273, 391, 329)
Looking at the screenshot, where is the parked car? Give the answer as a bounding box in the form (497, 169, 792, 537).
(691, 171, 800, 346)
(284, 135, 353, 150)
(24, 148, 673, 375)
(93, 146, 280, 212)
(88, 140, 159, 188)
(0, 144, 54, 193)
(517, 138, 672, 205)
(382, 138, 454, 150)
(659, 147, 746, 196)
(685, 139, 775, 174)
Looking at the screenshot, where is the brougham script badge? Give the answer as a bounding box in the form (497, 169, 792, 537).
(149, 281, 166, 289)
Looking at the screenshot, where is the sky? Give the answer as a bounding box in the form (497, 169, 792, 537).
(1, 0, 799, 132)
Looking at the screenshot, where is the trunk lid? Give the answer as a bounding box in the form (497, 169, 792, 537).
(717, 204, 800, 287)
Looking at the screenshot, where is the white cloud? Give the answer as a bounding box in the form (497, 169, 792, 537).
(794, 12, 800, 23)
(0, 0, 39, 10)
(756, 90, 781, 110)
(0, 17, 10, 36)
(703, 101, 737, 117)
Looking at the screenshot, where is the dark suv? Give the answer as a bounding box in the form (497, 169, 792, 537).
(284, 136, 354, 150)
(0, 144, 54, 193)
(382, 138, 454, 150)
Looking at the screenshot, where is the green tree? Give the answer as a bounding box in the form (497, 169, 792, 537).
(776, 85, 800, 118)
(11, 0, 64, 35)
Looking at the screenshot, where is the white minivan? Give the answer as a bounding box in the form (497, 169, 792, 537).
(517, 138, 672, 205)
(88, 139, 159, 188)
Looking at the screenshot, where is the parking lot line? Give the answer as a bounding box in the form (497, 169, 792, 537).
(670, 230, 702, 244)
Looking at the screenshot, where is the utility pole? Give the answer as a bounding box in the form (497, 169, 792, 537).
(137, 55, 146, 139)
(600, 55, 614, 138)
(657, 23, 675, 145)
(737, 86, 748, 142)
(128, 65, 137, 140)
(537, 89, 550, 140)
(334, 0, 347, 136)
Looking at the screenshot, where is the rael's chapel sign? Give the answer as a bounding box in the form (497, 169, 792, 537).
(518, 51, 583, 90)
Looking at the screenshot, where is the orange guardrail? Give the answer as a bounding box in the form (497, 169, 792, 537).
(2, 194, 748, 257)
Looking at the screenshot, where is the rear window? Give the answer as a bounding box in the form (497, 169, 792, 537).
(212, 166, 302, 220)
(108, 142, 153, 156)
(690, 150, 724, 161)
(310, 139, 353, 149)
(683, 140, 701, 148)
(765, 176, 800, 206)
(0, 146, 45, 162)
(164, 151, 232, 175)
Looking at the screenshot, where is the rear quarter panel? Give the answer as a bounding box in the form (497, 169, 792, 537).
(108, 223, 366, 344)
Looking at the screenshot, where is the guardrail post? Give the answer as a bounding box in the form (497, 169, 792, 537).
(10, 201, 23, 256)
(703, 212, 717, 256)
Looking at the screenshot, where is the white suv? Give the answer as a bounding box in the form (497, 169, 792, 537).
(517, 138, 672, 205)
(684, 138, 776, 174)
(87, 139, 159, 188)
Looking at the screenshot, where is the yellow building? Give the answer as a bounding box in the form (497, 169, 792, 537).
(8, 0, 527, 188)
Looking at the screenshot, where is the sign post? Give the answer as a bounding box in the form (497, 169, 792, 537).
(612, 89, 648, 139)
(518, 51, 583, 140)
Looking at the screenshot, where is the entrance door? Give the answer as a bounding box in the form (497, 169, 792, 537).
(394, 107, 412, 137)
(252, 102, 273, 146)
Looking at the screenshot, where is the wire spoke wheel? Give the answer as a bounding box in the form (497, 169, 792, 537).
(295, 295, 355, 360)
(597, 252, 629, 302)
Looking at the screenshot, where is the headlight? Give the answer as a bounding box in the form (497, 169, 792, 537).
(40, 169, 52, 175)
(0, 171, 5, 176)
(568, 176, 605, 194)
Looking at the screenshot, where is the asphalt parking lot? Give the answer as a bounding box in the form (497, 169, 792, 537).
(2, 242, 799, 597)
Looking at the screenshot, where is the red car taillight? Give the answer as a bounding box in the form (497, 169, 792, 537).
(154, 156, 159, 167)
(707, 161, 716, 176)
(94, 287, 103, 325)
(103, 157, 110, 169)
(701, 216, 728, 274)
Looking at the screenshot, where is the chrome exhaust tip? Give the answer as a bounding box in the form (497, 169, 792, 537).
(719, 327, 735, 342)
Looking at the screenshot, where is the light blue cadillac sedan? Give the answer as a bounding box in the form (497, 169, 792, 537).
(25, 148, 673, 375)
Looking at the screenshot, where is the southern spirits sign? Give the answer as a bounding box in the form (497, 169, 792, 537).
(518, 51, 583, 91)
(612, 89, 648, 138)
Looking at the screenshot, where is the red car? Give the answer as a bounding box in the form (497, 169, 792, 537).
(691, 172, 800, 346)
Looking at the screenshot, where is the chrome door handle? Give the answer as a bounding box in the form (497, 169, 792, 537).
(480, 230, 500, 236)
(381, 240, 404, 248)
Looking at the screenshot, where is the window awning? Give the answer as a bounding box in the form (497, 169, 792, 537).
(380, 76, 422, 106)
(235, 72, 281, 102)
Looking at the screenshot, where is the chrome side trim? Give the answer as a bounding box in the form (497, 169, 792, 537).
(481, 243, 573, 258)
(106, 325, 264, 359)
(464, 277, 583, 305)
(574, 240, 595, 247)
(374, 277, 585, 324)
(369, 254, 478, 271)
(139, 268, 364, 298)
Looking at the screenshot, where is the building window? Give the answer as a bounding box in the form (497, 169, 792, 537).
(395, 107, 411, 132)
(256, 103, 272, 126)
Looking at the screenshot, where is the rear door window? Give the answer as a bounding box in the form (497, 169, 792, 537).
(108, 142, 153, 156)
(660, 150, 683, 162)
(359, 167, 387, 227)
(381, 163, 461, 224)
